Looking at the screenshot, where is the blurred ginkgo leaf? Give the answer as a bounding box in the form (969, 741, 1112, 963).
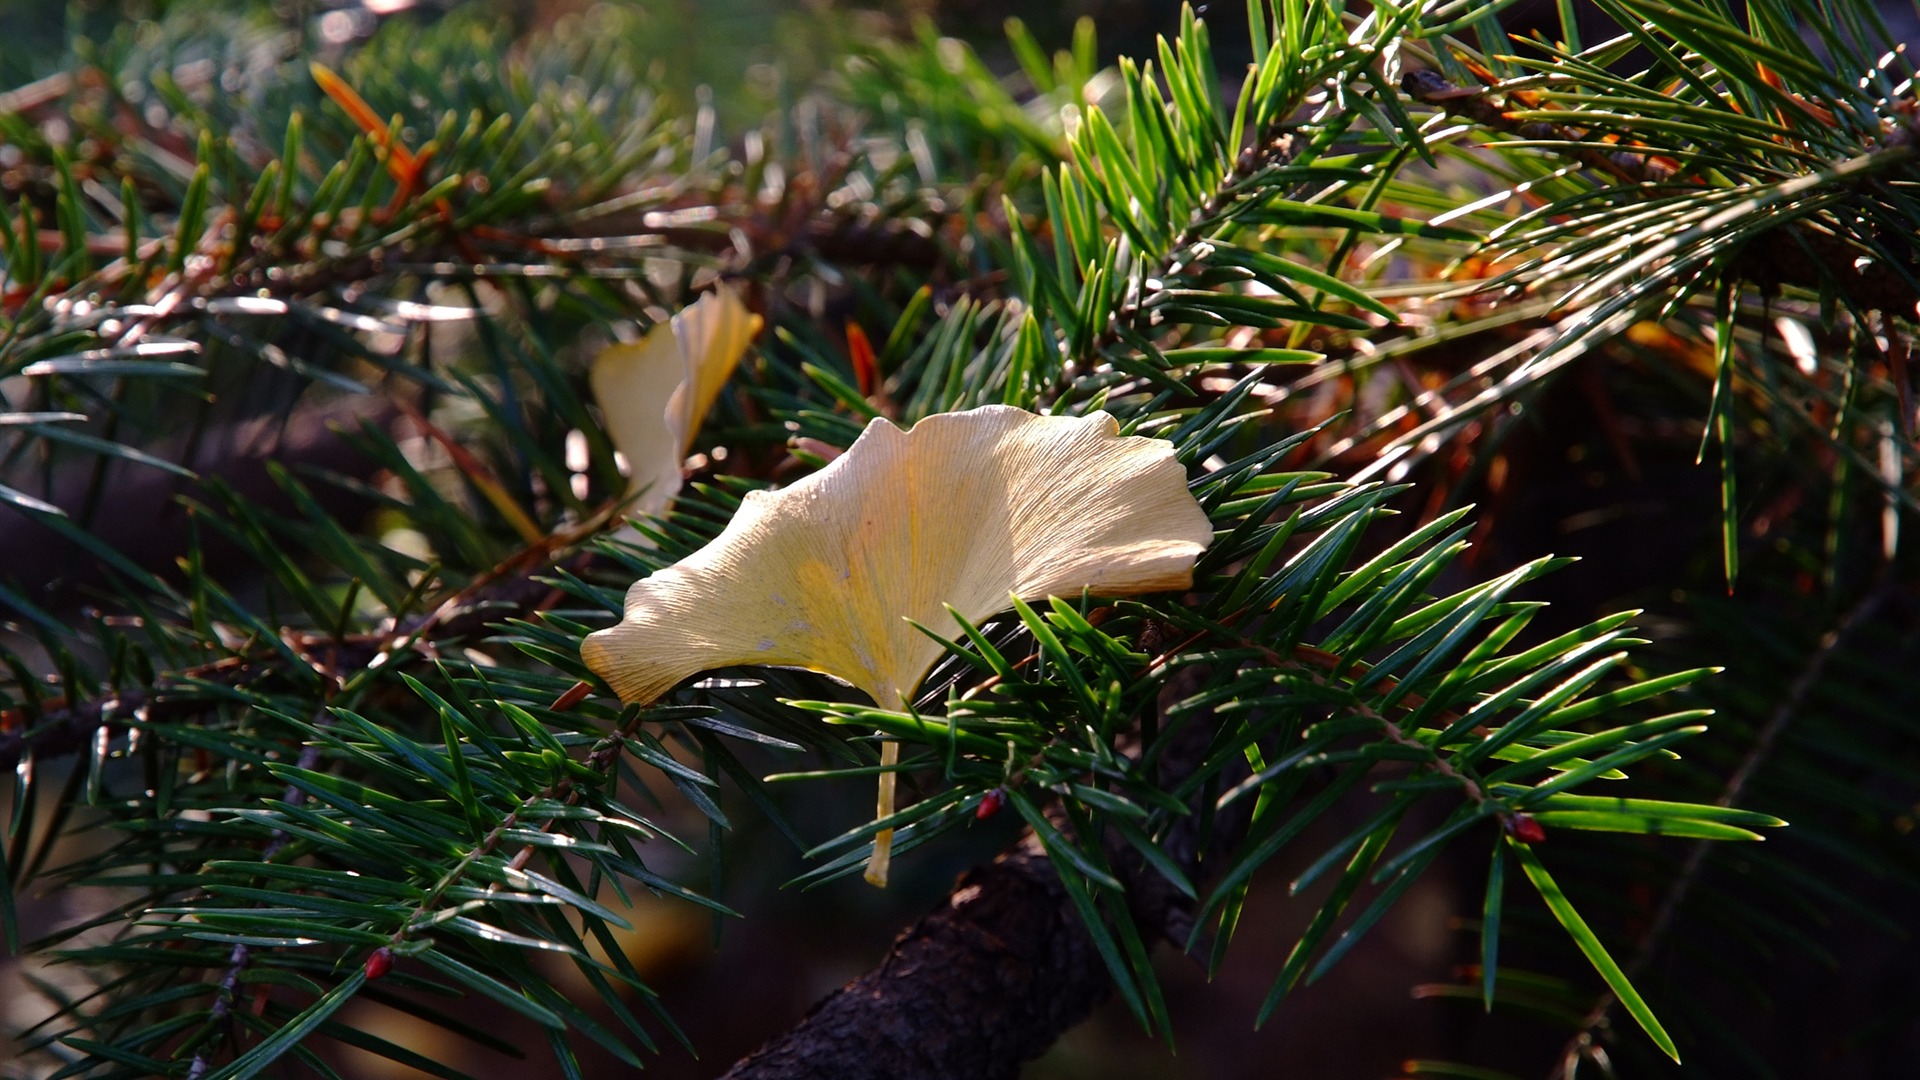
(590, 284, 763, 522)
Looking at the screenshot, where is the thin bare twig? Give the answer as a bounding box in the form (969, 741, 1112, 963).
(1403, 71, 1920, 315)
(0, 551, 587, 772)
(184, 705, 336, 1080)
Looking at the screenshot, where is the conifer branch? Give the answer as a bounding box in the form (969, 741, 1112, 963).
(0, 550, 591, 771)
(1403, 68, 1920, 315)
(1550, 577, 1898, 1076)
(7, 4, 1891, 1075)
(185, 706, 338, 1080)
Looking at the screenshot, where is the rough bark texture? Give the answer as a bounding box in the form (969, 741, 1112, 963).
(724, 667, 1239, 1080)
(718, 842, 1108, 1080)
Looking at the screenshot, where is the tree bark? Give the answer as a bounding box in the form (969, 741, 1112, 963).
(724, 667, 1240, 1080)
(718, 840, 1109, 1080)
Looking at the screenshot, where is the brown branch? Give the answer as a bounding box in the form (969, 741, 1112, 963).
(185, 706, 337, 1080)
(176, 597, 612, 1075)
(0, 549, 589, 772)
(1402, 70, 1920, 316)
(1402, 70, 1681, 187)
(723, 667, 1248, 1080)
(719, 841, 1110, 1080)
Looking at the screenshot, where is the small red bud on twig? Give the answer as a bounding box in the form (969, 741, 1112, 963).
(1507, 813, 1547, 844)
(976, 788, 1006, 820)
(364, 946, 394, 980)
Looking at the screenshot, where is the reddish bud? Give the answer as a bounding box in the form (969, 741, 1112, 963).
(549, 680, 593, 712)
(976, 788, 1007, 820)
(364, 946, 394, 980)
(845, 321, 878, 398)
(1508, 813, 1547, 844)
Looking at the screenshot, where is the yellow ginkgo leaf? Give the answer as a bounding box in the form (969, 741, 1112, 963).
(590, 284, 762, 521)
(580, 404, 1213, 885)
